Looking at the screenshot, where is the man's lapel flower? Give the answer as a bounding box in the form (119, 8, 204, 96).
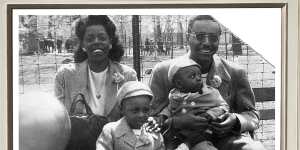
(210, 75, 222, 88)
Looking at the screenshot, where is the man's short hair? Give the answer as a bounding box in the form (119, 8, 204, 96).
(187, 15, 222, 35)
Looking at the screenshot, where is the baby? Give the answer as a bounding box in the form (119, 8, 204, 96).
(163, 58, 229, 150)
(96, 81, 165, 150)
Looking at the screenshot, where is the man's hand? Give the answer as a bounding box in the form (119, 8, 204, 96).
(205, 107, 227, 121)
(210, 113, 239, 137)
(172, 109, 209, 130)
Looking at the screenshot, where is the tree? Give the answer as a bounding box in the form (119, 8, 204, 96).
(176, 16, 184, 49)
(26, 15, 39, 55)
(164, 16, 174, 55)
(155, 16, 163, 55)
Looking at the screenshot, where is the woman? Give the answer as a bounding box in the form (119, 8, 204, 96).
(55, 15, 137, 122)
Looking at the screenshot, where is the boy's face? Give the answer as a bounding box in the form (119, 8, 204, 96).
(175, 65, 203, 93)
(121, 95, 151, 129)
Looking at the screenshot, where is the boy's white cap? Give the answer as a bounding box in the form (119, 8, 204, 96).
(168, 58, 201, 83)
(117, 81, 153, 105)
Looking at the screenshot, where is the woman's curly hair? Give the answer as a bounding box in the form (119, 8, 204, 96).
(74, 15, 124, 63)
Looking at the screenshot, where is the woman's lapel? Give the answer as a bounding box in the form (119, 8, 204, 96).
(104, 61, 122, 116)
(73, 61, 89, 100)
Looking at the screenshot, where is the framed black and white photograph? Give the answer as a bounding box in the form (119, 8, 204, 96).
(3, 2, 299, 150)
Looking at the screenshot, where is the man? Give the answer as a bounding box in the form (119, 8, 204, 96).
(149, 15, 265, 150)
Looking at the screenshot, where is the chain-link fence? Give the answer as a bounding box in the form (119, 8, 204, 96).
(18, 15, 275, 150)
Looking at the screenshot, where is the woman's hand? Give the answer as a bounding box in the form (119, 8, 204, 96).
(172, 109, 209, 130)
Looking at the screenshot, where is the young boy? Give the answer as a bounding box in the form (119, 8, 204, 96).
(96, 81, 165, 150)
(162, 58, 229, 150)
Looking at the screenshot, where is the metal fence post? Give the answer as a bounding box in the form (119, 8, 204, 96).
(132, 15, 141, 80)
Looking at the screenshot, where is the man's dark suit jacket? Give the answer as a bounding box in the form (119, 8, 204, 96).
(149, 54, 259, 133)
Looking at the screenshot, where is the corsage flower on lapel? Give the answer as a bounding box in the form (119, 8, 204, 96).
(112, 72, 125, 89)
(210, 75, 222, 88)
